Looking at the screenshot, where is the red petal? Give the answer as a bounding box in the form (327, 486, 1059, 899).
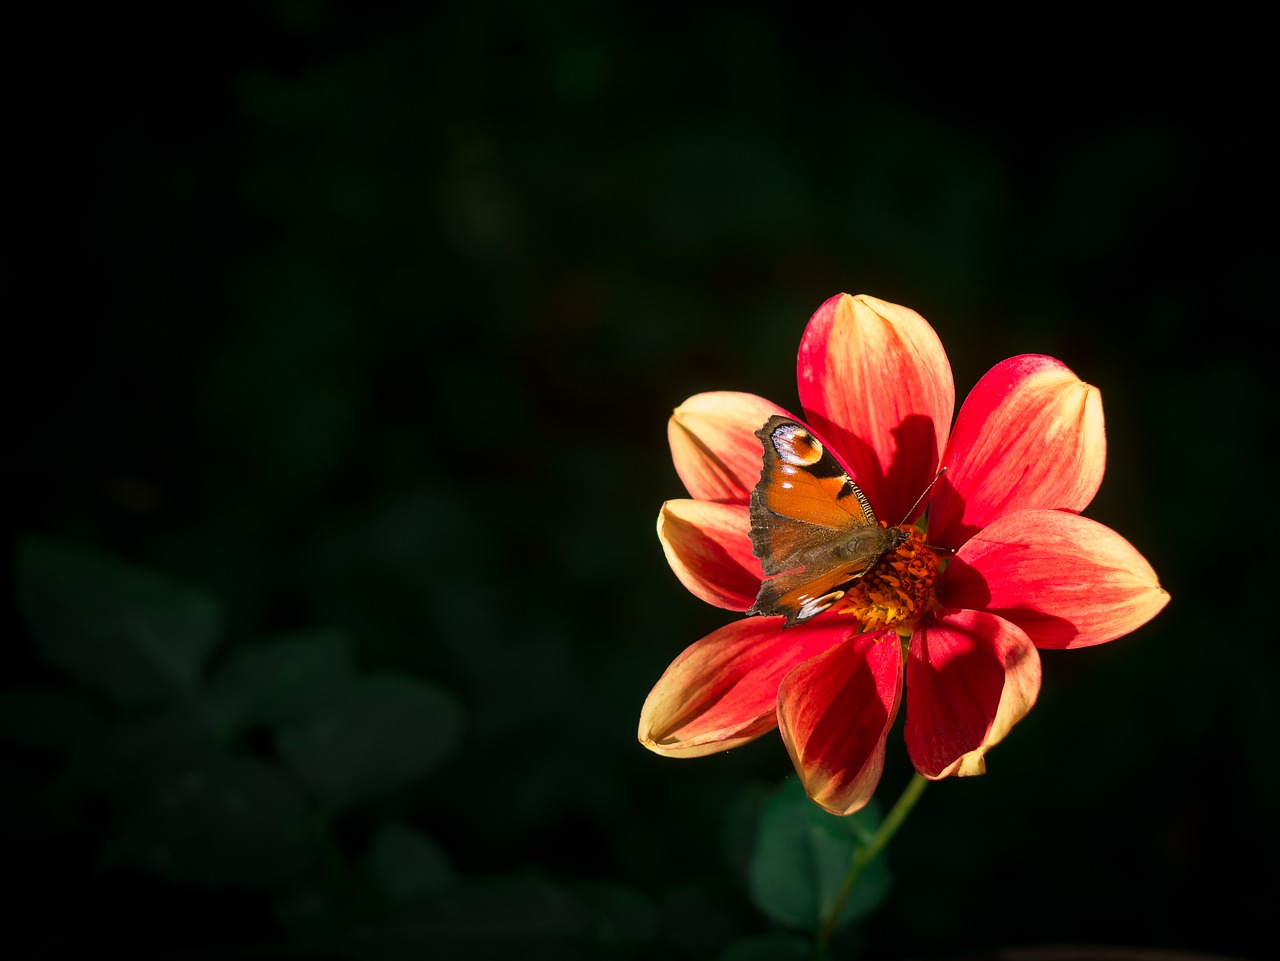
(904, 609, 1041, 779)
(797, 294, 954, 525)
(939, 509, 1169, 649)
(657, 500, 761, 611)
(639, 617, 855, 757)
(929, 355, 1105, 550)
(668, 392, 791, 503)
(776, 629, 903, 815)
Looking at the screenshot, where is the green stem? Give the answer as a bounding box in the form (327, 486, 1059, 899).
(814, 773, 929, 958)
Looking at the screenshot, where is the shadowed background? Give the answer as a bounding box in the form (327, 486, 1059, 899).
(4, 5, 1274, 960)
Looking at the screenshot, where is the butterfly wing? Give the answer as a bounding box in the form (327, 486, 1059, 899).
(748, 415, 894, 626)
(749, 415, 878, 573)
(748, 560, 885, 625)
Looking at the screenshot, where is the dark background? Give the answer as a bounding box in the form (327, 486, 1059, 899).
(4, 5, 1274, 960)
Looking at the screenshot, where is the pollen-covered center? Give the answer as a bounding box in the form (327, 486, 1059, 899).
(839, 527, 938, 633)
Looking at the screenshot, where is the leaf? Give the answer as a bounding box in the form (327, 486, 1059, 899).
(0, 685, 102, 755)
(272, 882, 342, 946)
(64, 708, 216, 803)
(207, 629, 355, 737)
(715, 933, 811, 961)
(346, 875, 591, 961)
(747, 778, 892, 933)
(367, 821, 455, 903)
(97, 754, 317, 889)
(722, 781, 772, 885)
(16, 536, 221, 707)
(275, 672, 462, 813)
(571, 881, 659, 949)
(1, 760, 83, 840)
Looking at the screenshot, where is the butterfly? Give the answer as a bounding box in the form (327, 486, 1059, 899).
(747, 415, 909, 628)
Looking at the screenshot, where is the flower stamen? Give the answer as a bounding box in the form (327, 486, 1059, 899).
(839, 526, 938, 634)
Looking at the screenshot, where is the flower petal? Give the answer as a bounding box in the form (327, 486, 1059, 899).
(639, 617, 855, 758)
(657, 500, 761, 611)
(776, 630, 903, 815)
(929, 355, 1105, 550)
(797, 294, 955, 525)
(905, 609, 1041, 779)
(940, 509, 1169, 649)
(668, 392, 791, 503)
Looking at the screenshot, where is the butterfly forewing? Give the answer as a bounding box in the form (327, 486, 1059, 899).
(754, 439, 874, 526)
(749, 417, 879, 570)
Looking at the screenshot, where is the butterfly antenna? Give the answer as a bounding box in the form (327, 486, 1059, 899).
(896, 466, 947, 527)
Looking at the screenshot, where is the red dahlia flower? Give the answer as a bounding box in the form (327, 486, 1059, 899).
(639, 294, 1169, 815)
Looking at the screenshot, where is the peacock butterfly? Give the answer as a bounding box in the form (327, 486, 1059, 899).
(747, 415, 910, 627)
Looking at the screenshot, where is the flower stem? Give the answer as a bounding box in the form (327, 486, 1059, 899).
(814, 772, 929, 958)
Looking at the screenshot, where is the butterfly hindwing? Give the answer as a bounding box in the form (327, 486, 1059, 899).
(749, 561, 880, 624)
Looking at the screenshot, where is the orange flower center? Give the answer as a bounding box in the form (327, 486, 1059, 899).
(839, 526, 938, 635)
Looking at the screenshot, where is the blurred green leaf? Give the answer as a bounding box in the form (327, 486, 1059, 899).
(368, 821, 455, 903)
(748, 779, 891, 933)
(64, 708, 217, 803)
(272, 882, 342, 946)
(722, 781, 772, 886)
(275, 672, 462, 812)
(346, 875, 591, 961)
(715, 932, 811, 961)
(98, 754, 317, 888)
(656, 877, 743, 957)
(571, 881, 659, 950)
(0, 760, 84, 841)
(0, 685, 102, 755)
(16, 536, 221, 707)
(207, 629, 355, 737)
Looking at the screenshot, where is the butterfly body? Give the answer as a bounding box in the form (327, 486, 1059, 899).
(747, 415, 907, 627)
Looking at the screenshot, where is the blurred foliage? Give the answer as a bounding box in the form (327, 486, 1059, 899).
(3, 3, 1276, 960)
(747, 781, 890, 933)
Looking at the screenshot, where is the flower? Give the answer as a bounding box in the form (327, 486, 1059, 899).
(639, 294, 1169, 815)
